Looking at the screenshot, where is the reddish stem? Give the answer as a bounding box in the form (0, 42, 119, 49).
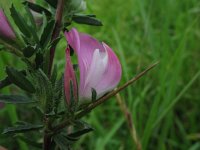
(48, 0, 65, 76)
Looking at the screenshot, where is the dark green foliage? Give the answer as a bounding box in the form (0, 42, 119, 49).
(10, 5, 31, 38)
(0, 76, 11, 89)
(67, 127, 93, 140)
(2, 122, 43, 134)
(35, 52, 44, 68)
(6, 67, 35, 93)
(72, 14, 103, 26)
(45, 0, 58, 8)
(0, 95, 36, 104)
(40, 20, 55, 48)
(23, 1, 52, 16)
(23, 45, 36, 58)
(33, 69, 53, 114)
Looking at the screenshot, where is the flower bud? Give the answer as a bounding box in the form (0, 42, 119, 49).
(64, 47, 78, 106)
(0, 9, 16, 40)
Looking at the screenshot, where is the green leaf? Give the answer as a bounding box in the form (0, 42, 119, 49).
(0, 95, 36, 104)
(23, 45, 36, 58)
(45, 0, 57, 8)
(72, 15, 103, 26)
(2, 124, 43, 134)
(67, 127, 94, 139)
(0, 70, 26, 89)
(10, 5, 31, 38)
(24, 5, 37, 31)
(24, 5, 40, 44)
(23, 1, 52, 16)
(34, 69, 54, 113)
(53, 134, 71, 150)
(91, 88, 97, 102)
(40, 20, 55, 48)
(6, 67, 36, 93)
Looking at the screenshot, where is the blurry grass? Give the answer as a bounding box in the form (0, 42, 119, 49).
(0, 0, 200, 150)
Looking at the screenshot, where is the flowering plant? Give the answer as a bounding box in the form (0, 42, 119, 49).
(0, 0, 157, 149)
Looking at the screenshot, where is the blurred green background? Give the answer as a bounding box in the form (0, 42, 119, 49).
(0, 0, 200, 149)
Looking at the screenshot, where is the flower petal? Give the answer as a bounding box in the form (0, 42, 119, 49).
(0, 9, 15, 40)
(65, 28, 122, 101)
(95, 43, 122, 94)
(65, 28, 105, 95)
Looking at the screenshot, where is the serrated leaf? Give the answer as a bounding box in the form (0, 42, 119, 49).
(0, 95, 36, 104)
(23, 1, 52, 16)
(2, 124, 43, 134)
(23, 45, 36, 58)
(53, 134, 71, 150)
(6, 67, 35, 93)
(40, 20, 55, 48)
(91, 88, 97, 102)
(10, 5, 31, 37)
(72, 15, 103, 26)
(45, 0, 57, 8)
(34, 69, 54, 113)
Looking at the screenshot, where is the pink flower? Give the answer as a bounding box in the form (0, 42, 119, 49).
(0, 9, 15, 40)
(64, 28, 121, 101)
(64, 47, 78, 105)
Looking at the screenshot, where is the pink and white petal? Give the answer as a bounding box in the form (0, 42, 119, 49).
(65, 28, 105, 95)
(95, 43, 122, 95)
(81, 49, 109, 99)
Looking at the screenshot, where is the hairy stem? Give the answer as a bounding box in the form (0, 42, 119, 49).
(48, 0, 65, 76)
(43, 0, 65, 149)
